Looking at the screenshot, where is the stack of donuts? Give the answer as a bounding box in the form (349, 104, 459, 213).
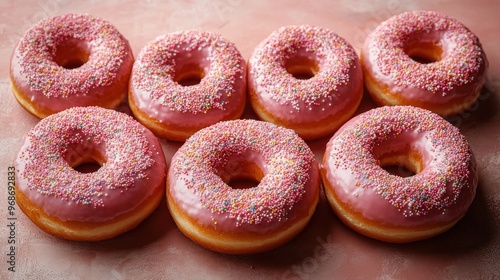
(12, 10, 485, 252)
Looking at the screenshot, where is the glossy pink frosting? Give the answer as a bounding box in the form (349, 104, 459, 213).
(10, 14, 134, 115)
(248, 25, 363, 123)
(361, 11, 487, 105)
(168, 119, 320, 234)
(322, 106, 478, 228)
(129, 31, 246, 128)
(15, 107, 166, 223)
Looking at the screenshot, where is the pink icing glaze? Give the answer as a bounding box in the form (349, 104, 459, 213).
(322, 106, 478, 228)
(10, 14, 134, 115)
(15, 107, 166, 223)
(129, 31, 246, 128)
(247, 25, 363, 123)
(168, 119, 320, 234)
(361, 11, 487, 105)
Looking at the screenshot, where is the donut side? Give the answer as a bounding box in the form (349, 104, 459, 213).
(321, 170, 460, 243)
(10, 64, 130, 119)
(15, 179, 164, 241)
(360, 52, 482, 117)
(248, 84, 362, 140)
(166, 183, 319, 254)
(128, 90, 245, 142)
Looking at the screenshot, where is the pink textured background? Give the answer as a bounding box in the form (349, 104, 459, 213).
(1, 0, 500, 279)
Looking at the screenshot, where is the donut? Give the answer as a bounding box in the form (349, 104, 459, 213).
(14, 107, 166, 241)
(129, 31, 247, 141)
(361, 10, 488, 117)
(167, 119, 320, 254)
(10, 13, 134, 118)
(247, 25, 363, 140)
(321, 106, 478, 243)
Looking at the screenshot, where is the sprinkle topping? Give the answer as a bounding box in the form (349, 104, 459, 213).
(171, 119, 317, 226)
(14, 13, 132, 98)
(328, 106, 476, 217)
(367, 10, 486, 94)
(131, 30, 245, 114)
(16, 107, 157, 209)
(248, 25, 360, 111)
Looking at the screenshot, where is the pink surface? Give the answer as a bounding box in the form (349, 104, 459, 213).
(1, 0, 500, 279)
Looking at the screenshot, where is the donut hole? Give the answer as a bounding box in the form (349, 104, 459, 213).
(228, 175, 261, 190)
(64, 142, 105, 174)
(375, 148, 423, 178)
(404, 41, 443, 64)
(285, 56, 319, 80)
(382, 165, 415, 177)
(53, 38, 90, 69)
(72, 158, 102, 174)
(174, 63, 205, 86)
(219, 160, 264, 190)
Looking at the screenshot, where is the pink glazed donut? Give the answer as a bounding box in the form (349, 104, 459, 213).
(361, 10, 488, 117)
(129, 31, 247, 141)
(321, 106, 478, 243)
(167, 119, 320, 254)
(10, 14, 134, 118)
(248, 25, 363, 140)
(15, 107, 166, 241)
